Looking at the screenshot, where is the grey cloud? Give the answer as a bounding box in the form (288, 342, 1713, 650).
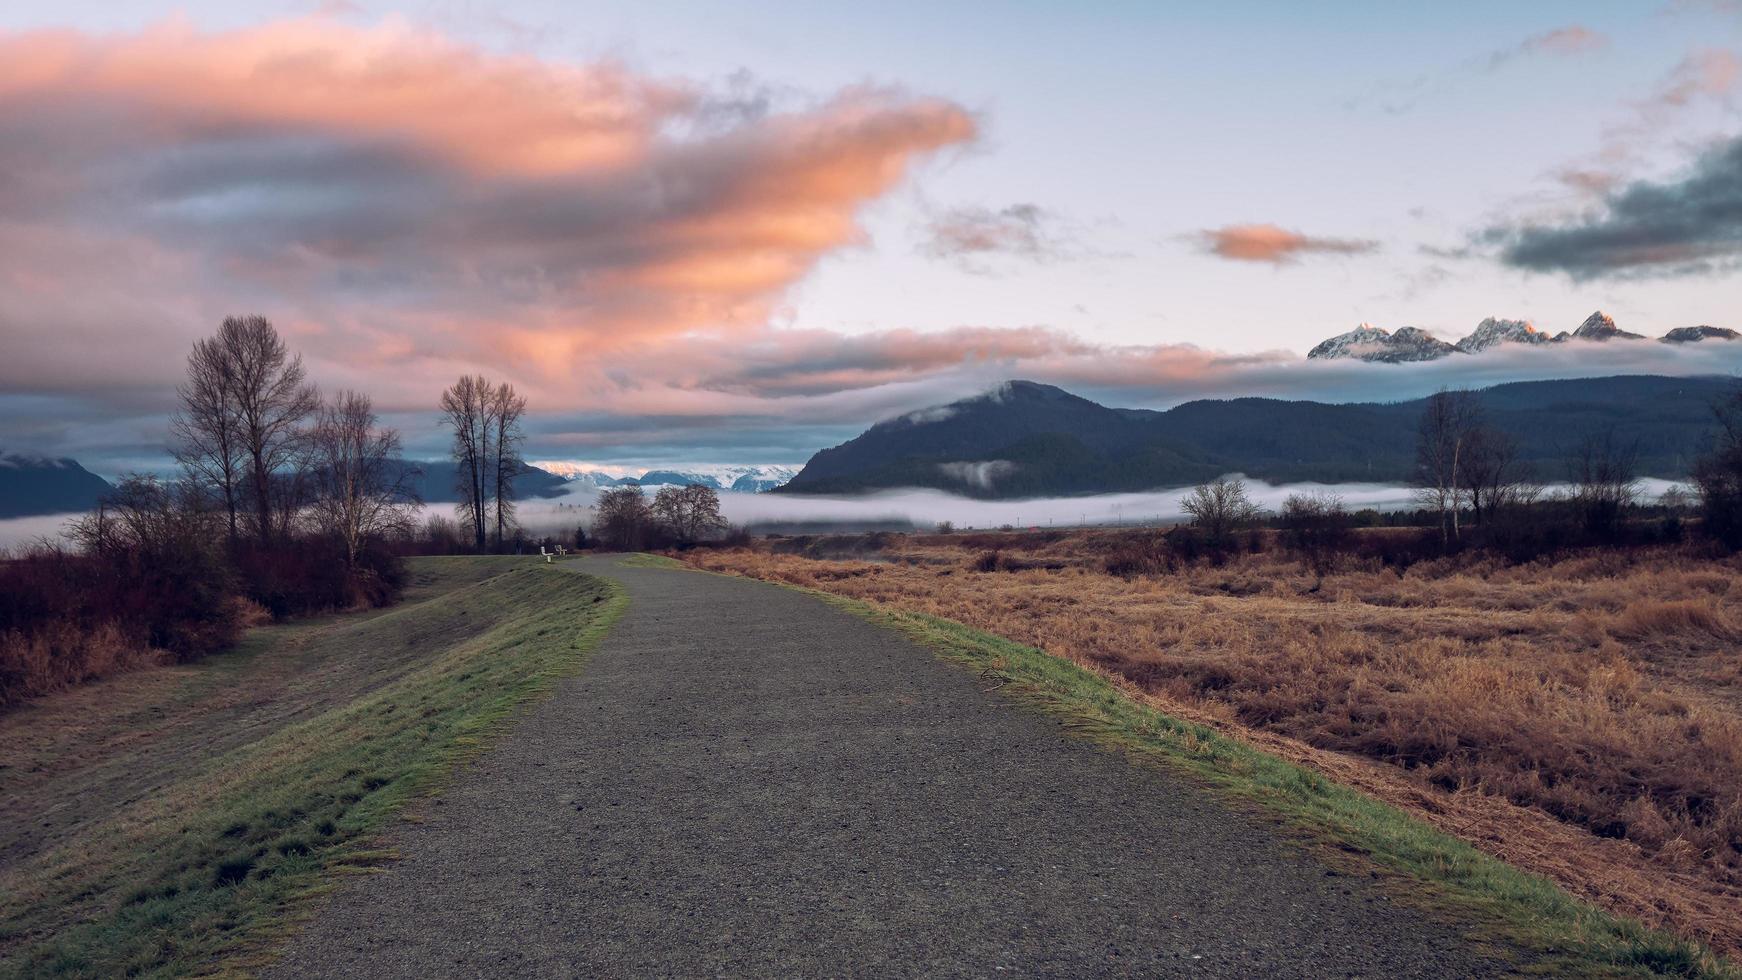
(1490, 133, 1742, 278)
(919, 203, 1080, 269)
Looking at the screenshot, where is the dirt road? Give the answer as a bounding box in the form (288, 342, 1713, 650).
(269, 555, 1510, 977)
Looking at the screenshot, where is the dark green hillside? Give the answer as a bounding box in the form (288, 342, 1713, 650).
(778, 376, 1739, 498)
(395, 460, 570, 504)
(0, 453, 113, 518)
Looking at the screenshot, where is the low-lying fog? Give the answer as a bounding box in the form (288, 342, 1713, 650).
(1, 478, 1693, 550)
(496, 477, 1694, 535)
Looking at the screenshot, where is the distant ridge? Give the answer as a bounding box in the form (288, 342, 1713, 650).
(531, 464, 798, 492)
(395, 460, 570, 505)
(0, 457, 800, 520)
(779, 375, 1740, 499)
(1308, 311, 1736, 363)
(0, 452, 113, 519)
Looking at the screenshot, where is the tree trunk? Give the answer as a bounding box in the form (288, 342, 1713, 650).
(1450, 438, 1462, 540)
(252, 452, 272, 544)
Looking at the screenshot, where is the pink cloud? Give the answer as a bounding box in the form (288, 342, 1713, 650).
(1651, 49, 1741, 108)
(0, 17, 977, 412)
(1196, 224, 1379, 264)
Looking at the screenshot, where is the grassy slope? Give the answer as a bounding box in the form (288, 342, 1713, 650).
(0, 558, 623, 979)
(671, 560, 1735, 979)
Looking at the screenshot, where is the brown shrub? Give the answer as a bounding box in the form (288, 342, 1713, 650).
(1101, 533, 1172, 578)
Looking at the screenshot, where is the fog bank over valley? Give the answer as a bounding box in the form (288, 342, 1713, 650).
(0, 477, 1699, 551)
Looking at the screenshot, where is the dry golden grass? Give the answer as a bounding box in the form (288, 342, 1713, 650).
(681, 531, 1742, 954)
(0, 622, 165, 706)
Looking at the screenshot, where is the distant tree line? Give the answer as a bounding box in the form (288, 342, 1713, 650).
(590, 483, 728, 551)
(1096, 382, 1742, 583)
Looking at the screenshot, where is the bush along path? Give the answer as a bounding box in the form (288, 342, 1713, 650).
(269, 554, 1539, 978)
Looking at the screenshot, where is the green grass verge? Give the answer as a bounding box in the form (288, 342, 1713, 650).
(804, 590, 1735, 979)
(0, 559, 624, 979)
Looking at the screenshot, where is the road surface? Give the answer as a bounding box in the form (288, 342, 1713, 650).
(269, 555, 1509, 977)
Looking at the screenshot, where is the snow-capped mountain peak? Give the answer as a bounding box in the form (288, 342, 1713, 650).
(1571, 310, 1644, 341)
(1307, 323, 1458, 362)
(1455, 317, 1545, 353)
(531, 462, 799, 493)
(1662, 325, 1742, 343)
(641, 465, 798, 492)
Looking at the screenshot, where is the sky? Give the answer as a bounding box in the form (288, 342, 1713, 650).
(1, 1, 1740, 478)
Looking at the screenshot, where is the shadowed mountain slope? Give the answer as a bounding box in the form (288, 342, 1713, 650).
(779, 376, 1738, 498)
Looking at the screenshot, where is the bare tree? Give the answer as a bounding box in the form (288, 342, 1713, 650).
(1693, 387, 1742, 549)
(594, 486, 653, 551)
(439, 375, 491, 552)
(1181, 476, 1262, 553)
(1415, 389, 1481, 544)
(211, 317, 319, 542)
(269, 450, 318, 542)
(170, 334, 245, 546)
(308, 391, 418, 566)
(421, 514, 463, 554)
(1461, 427, 1529, 527)
(488, 381, 528, 548)
(1569, 429, 1640, 539)
(652, 484, 727, 546)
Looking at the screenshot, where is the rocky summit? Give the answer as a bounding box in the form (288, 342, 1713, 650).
(1306, 324, 1459, 362)
(1662, 325, 1741, 343)
(1454, 317, 1549, 353)
(1571, 311, 1646, 342)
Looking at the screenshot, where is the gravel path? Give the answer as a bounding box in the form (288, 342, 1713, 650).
(268, 556, 1512, 978)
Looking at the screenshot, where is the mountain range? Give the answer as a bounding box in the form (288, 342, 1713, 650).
(1307, 312, 1737, 363)
(531, 463, 798, 493)
(0, 457, 797, 521)
(778, 376, 1739, 499)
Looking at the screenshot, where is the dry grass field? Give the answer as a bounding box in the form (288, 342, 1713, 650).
(679, 529, 1742, 955)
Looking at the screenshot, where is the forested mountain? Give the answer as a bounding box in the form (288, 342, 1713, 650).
(0, 453, 114, 518)
(778, 376, 1738, 498)
(0, 457, 574, 520)
(394, 460, 570, 504)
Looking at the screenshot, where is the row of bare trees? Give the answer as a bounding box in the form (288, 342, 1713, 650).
(1414, 388, 1650, 543)
(175, 318, 539, 558)
(6, 317, 427, 702)
(170, 316, 417, 560)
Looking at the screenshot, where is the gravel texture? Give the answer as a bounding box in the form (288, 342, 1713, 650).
(267, 555, 1512, 978)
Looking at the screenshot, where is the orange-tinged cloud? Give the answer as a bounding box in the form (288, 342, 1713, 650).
(0, 17, 977, 404)
(0, 18, 675, 176)
(1197, 224, 1379, 263)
